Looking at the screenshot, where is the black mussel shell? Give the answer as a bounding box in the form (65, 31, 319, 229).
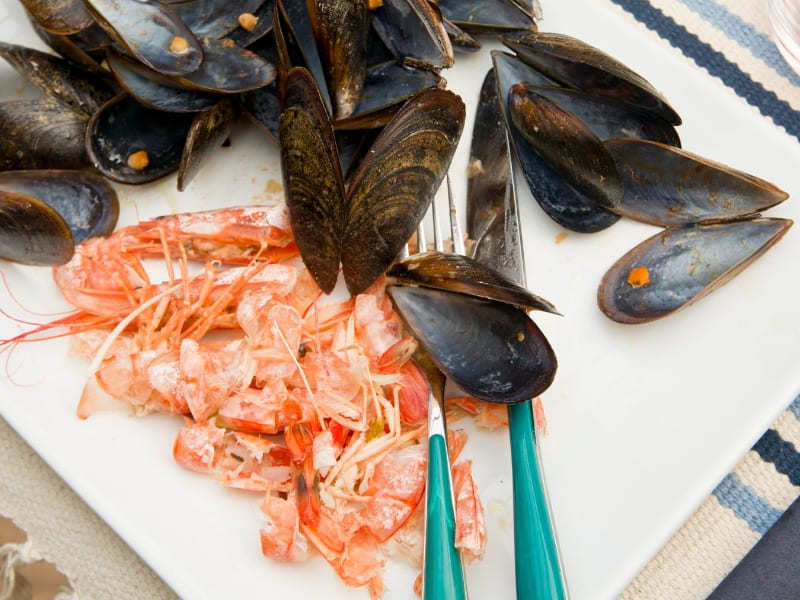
(275, 0, 334, 115)
(28, 20, 107, 75)
(0, 99, 90, 171)
(442, 17, 481, 52)
(280, 67, 346, 294)
(227, 1, 275, 47)
(20, 0, 94, 35)
(467, 68, 523, 281)
(437, 0, 536, 34)
(508, 82, 623, 210)
(333, 60, 444, 131)
(280, 69, 465, 296)
(170, 38, 277, 94)
(178, 97, 237, 191)
(0, 190, 74, 265)
(341, 87, 465, 295)
(84, 0, 204, 76)
(388, 285, 557, 403)
(388, 251, 560, 314)
(240, 84, 280, 140)
(175, 0, 264, 39)
(371, 0, 454, 70)
(605, 139, 789, 226)
(307, 0, 368, 120)
(504, 31, 682, 125)
(597, 218, 793, 324)
(521, 84, 681, 147)
(0, 41, 116, 117)
(511, 0, 543, 20)
(106, 49, 220, 113)
(0, 170, 118, 242)
(87, 95, 195, 184)
(492, 52, 620, 233)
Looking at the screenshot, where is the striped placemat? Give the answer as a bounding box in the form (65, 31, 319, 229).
(603, 0, 800, 142)
(620, 396, 800, 598)
(601, 0, 800, 596)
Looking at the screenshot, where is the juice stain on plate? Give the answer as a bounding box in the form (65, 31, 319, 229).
(555, 231, 569, 244)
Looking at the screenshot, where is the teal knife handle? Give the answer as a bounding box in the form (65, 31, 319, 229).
(508, 401, 566, 600)
(423, 433, 467, 600)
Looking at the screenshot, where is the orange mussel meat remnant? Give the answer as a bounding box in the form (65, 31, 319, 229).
(627, 265, 651, 288)
(169, 36, 189, 55)
(12, 204, 490, 598)
(127, 150, 149, 170)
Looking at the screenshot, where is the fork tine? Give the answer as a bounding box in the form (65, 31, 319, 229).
(446, 174, 465, 255)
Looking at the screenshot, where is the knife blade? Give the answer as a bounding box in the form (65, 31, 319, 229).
(466, 67, 567, 600)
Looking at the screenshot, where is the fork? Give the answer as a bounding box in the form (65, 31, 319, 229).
(402, 179, 468, 600)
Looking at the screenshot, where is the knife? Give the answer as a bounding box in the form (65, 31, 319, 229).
(466, 68, 567, 600)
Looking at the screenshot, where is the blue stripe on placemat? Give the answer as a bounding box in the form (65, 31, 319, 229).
(677, 0, 800, 85)
(753, 429, 800, 486)
(790, 394, 800, 420)
(608, 0, 800, 141)
(712, 472, 783, 534)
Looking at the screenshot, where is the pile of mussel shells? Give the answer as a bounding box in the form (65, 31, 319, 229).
(488, 31, 793, 323)
(2, 0, 561, 401)
(0, 0, 542, 266)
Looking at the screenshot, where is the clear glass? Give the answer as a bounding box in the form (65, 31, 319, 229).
(767, 0, 800, 75)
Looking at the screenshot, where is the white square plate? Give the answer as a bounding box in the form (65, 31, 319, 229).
(2, 1, 799, 599)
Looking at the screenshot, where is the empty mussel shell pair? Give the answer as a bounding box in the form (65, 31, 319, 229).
(597, 138, 792, 323)
(0, 170, 119, 265)
(493, 31, 683, 233)
(279, 67, 465, 296)
(387, 251, 559, 404)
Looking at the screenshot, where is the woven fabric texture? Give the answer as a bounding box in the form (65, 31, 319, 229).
(1, 1, 799, 599)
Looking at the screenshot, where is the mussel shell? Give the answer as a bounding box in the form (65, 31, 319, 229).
(467, 68, 522, 281)
(28, 20, 107, 75)
(334, 60, 444, 131)
(0, 190, 74, 265)
(280, 72, 465, 296)
(0, 170, 118, 242)
(597, 218, 793, 324)
(388, 251, 560, 314)
(504, 31, 682, 125)
(371, 0, 454, 70)
(19, 0, 94, 35)
(493, 53, 621, 232)
(226, 0, 275, 47)
(511, 0, 543, 20)
(87, 95, 195, 184)
(508, 120, 621, 232)
(437, 0, 536, 34)
(521, 84, 681, 146)
(508, 82, 623, 210)
(0, 99, 90, 171)
(275, 0, 334, 115)
(279, 67, 346, 294)
(388, 285, 557, 403)
(0, 41, 116, 117)
(169, 38, 276, 94)
(84, 0, 204, 76)
(307, 0, 368, 120)
(442, 17, 481, 52)
(178, 97, 237, 191)
(491, 49, 558, 95)
(240, 84, 280, 140)
(341, 87, 465, 295)
(175, 0, 264, 39)
(605, 139, 789, 226)
(106, 49, 220, 113)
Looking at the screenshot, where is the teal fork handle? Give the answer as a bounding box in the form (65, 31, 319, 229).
(509, 401, 566, 600)
(423, 433, 467, 600)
